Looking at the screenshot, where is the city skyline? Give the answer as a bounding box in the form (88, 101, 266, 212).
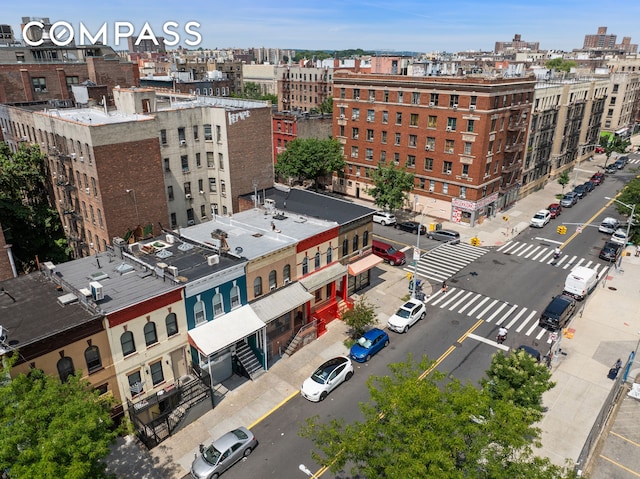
(5, 0, 640, 53)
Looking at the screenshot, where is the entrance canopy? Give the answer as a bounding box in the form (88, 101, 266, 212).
(251, 282, 312, 324)
(348, 254, 383, 276)
(188, 305, 265, 357)
(299, 263, 347, 291)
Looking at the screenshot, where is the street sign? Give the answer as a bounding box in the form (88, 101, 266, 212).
(413, 248, 420, 261)
(549, 332, 558, 342)
(577, 226, 583, 234)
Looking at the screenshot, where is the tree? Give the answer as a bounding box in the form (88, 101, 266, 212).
(0, 142, 70, 272)
(600, 134, 630, 168)
(368, 162, 415, 212)
(614, 178, 640, 243)
(300, 354, 579, 479)
(557, 171, 570, 192)
(545, 58, 577, 73)
(341, 296, 377, 339)
(318, 97, 333, 114)
(274, 138, 345, 191)
(0, 366, 120, 478)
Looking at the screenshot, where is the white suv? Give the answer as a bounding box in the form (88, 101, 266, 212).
(373, 211, 396, 226)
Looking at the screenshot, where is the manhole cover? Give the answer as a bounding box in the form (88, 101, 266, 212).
(608, 286, 617, 291)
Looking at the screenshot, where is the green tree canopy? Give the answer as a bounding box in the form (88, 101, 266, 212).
(614, 178, 640, 243)
(232, 82, 277, 104)
(341, 296, 377, 339)
(368, 162, 415, 211)
(545, 58, 577, 73)
(0, 366, 120, 478)
(300, 354, 578, 479)
(318, 96, 333, 114)
(274, 138, 345, 191)
(557, 171, 570, 192)
(600, 134, 630, 168)
(0, 142, 70, 272)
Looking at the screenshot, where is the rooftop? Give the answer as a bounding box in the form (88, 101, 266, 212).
(35, 107, 154, 126)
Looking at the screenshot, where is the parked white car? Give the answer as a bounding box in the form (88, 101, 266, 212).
(610, 228, 628, 246)
(300, 356, 354, 402)
(387, 298, 426, 333)
(530, 209, 551, 228)
(373, 211, 396, 226)
(599, 217, 620, 234)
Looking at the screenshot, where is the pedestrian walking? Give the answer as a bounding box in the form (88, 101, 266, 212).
(441, 280, 448, 294)
(635, 244, 640, 257)
(608, 358, 623, 380)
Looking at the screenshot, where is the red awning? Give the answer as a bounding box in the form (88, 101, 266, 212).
(348, 254, 384, 276)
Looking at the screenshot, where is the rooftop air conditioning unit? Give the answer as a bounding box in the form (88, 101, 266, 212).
(89, 281, 104, 301)
(469, 105, 476, 111)
(165, 234, 175, 244)
(167, 265, 178, 277)
(429, 102, 435, 107)
(207, 254, 220, 266)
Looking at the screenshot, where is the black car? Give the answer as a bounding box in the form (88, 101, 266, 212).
(539, 295, 577, 330)
(605, 164, 617, 174)
(573, 184, 588, 198)
(599, 241, 622, 262)
(394, 221, 427, 235)
(582, 181, 595, 192)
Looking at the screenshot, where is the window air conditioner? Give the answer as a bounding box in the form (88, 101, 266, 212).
(199, 190, 205, 194)
(452, 104, 458, 109)
(185, 193, 192, 199)
(283, 278, 291, 285)
(270, 284, 276, 291)
(355, 96, 360, 100)
(429, 102, 435, 107)
(85, 187, 90, 194)
(187, 219, 195, 226)
(469, 105, 476, 111)
(339, 114, 345, 119)
(71, 153, 77, 159)
(446, 126, 452, 132)
(425, 145, 432, 151)
(180, 139, 187, 145)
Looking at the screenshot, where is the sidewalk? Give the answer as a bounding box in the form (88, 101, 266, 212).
(107, 138, 640, 478)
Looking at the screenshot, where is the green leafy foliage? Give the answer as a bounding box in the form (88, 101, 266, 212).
(317, 97, 333, 114)
(274, 138, 345, 191)
(291, 49, 373, 62)
(0, 367, 119, 478)
(600, 135, 630, 168)
(0, 142, 70, 272)
(369, 162, 415, 211)
(545, 58, 577, 73)
(341, 296, 377, 339)
(300, 354, 578, 479)
(556, 171, 570, 192)
(614, 177, 640, 243)
(232, 82, 277, 104)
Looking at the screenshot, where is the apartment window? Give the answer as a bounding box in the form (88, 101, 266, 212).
(352, 234, 359, 252)
(494, 161, 499, 173)
(419, 178, 426, 189)
(212, 291, 223, 315)
(383, 90, 389, 102)
(366, 148, 374, 161)
(366, 129, 374, 141)
(351, 146, 359, 158)
(352, 108, 360, 120)
(397, 91, 403, 103)
(462, 164, 470, 177)
(394, 112, 402, 125)
(445, 139, 455, 154)
(283, 264, 291, 283)
(230, 283, 240, 308)
(128, 370, 144, 397)
(200, 204, 206, 218)
(429, 180, 435, 192)
(32, 77, 47, 92)
(488, 140, 494, 154)
(220, 180, 226, 196)
(193, 125, 199, 140)
(394, 153, 400, 165)
(204, 124, 212, 140)
(443, 161, 452, 174)
(150, 361, 164, 386)
(326, 247, 333, 263)
(381, 131, 387, 144)
(342, 238, 349, 256)
(178, 127, 186, 142)
(410, 113, 419, 126)
(367, 110, 375, 122)
(144, 322, 158, 347)
(90, 206, 95, 224)
(160, 129, 167, 144)
(340, 87, 346, 99)
(408, 134, 417, 148)
(207, 152, 214, 168)
(196, 153, 201, 168)
(428, 115, 437, 128)
(66, 76, 79, 92)
(447, 118, 457, 131)
(353, 88, 360, 99)
(215, 125, 222, 142)
(395, 133, 401, 146)
(380, 150, 387, 162)
(181, 155, 189, 172)
(339, 125, 345, 137)
(467, 119, 475, 132)
(442, 182, 449, 194)
(411, 92, 420, 104)
(450, 94, 459, 107)
(424, 158, 433, 171)
(426, 137, 435, 151)
(382, 111, 388, 124)
(219, 153, 224, 170)
(254, 277, 263, 296)
(407, 155, 416, 168)
(607, 108, 614, 117)
(97, 209, 103, 228)
(612, 84, 619, 93)
(464, 142, 472, 155)
(470, 95, 477, 107)
(166, 313, 178, 336)
(121, 331, 136, 356)
(610, 97, 616, 105)
(170, 213, 177, 228)
(209, 178, 217, 192)
(430, 93, 439, 106)
(167, 185, 174, 201)
(491, 118, 497, 131)
(269, 270, 277, 290)
(164, 158, 170, 172)
(460, 186, 467, 198)
(184, 182, 192, 195)
(352, 127, 359, 140)
(85, 346, 102, 373)
(485, 163, 491, 177)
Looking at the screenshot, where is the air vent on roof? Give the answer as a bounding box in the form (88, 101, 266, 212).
(156, 248, 173, 259)
(89, 271, 109, 281)
(43, 261, 56, 272)
(58, 293, 78, 305)
(178, 242, 194, 252)
(167, 265, 178, 277)
(115, 262, 135, 275)
(207, 255, 219, 266)
(166, 234, 175, 244)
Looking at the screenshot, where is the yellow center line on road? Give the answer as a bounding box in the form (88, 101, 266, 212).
(561, 196, 621, 247)
(599, 454, 640, 477)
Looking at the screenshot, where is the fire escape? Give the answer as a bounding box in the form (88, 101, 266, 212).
(500, 103, 530, 205)
(280, 67, 292, 111)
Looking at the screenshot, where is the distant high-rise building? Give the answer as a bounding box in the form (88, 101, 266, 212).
(127, 35, 166, 54)
(583, 26, 637, 53)
(495, 34, 540, 54)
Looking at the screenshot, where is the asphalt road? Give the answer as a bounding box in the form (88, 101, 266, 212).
(219, 162, 638, 479)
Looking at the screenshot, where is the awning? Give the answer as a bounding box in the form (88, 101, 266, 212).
(251, 282, 313, 324)
(187, 305, 265, 357)
(615, 127, 629, 136)
(299, 263, 347, 292)
(348, 254, 384, 276)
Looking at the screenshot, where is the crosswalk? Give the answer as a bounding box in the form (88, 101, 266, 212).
(496, 241, 611, 271)
(403, 242, 490, 282)
(424, 286, 553, 342)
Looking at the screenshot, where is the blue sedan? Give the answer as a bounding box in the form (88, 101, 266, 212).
(349, 328, 390, 362)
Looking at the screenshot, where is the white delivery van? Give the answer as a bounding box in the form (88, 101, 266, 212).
(563, 266, 598, 301)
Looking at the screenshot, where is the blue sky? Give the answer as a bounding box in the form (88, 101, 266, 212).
(5, 1, 640, 53)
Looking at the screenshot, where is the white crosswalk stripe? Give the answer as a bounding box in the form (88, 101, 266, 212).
(403, 242, 489, 283)
(500, 240, 609, 271)
(424, 286, 561, 339)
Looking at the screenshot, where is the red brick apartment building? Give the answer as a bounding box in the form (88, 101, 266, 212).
(331, 72, 536, 226)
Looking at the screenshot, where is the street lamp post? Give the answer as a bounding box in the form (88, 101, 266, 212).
(605, 196, 636, 268)
(410, 201, 444, 299)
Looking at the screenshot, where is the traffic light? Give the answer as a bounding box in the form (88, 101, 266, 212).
(557, 225, 567, 234)
(470, 237, 481, 246)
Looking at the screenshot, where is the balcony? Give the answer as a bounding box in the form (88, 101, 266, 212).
(504, 143, 523, 153)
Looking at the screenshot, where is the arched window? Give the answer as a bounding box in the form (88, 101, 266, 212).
(363, 230, 369, 247)
(254, 277, 263, 296)
(166, 313, 178, 336)
(144, 322, 158, 347)
(302, 257, 309, 275)
(85, 345, 102, 373)
(194, 297, 206, 325)
(352, 234, 359, 252)
(269, 270, 277, 290)
(314, 252, 321, 269)
(57, 356, 75, 382)
(326, 247, 332, 264)
(213, 290, 224, 315)
(283, 264, 291, 283)
(121, 331, 136, 356)
(230, 282, 240, 308)
(342, 238, 349, 256)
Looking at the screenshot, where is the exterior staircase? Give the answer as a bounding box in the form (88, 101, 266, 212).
(236, 341, 264, 380)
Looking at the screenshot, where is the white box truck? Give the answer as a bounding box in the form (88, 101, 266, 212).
(563, 266, 598, 300)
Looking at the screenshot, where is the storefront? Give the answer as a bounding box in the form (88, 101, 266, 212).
(347, 253, 383, 295)
(451, 192, 499, 227)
